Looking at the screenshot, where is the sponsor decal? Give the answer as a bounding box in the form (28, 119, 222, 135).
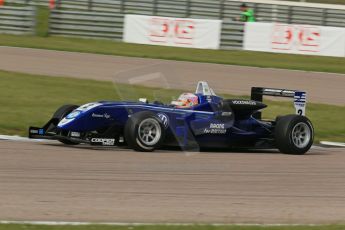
(203, 129, 226, 134)
(38, 129, 44, 135)
(70, 132, 80, 137)
(91, 138, 115, 146)
(221, 112, 232, 116)
(149, 18, 195, 45)
(157, 113, 169, 129)
(203, 123, 226, 134)
(294, 92, 306, 103)
(58, 118, 72, 127)
(272, 24, 320, 53)
(294, 91, 306, 116)
(92, 113, 111, 119)
(124, 15, 221, 49)
(59, 109, 83, 127)
(210, 123, 225, 129)
(78, 103, 102, 112)
(66, 110, 81, 119)
(60, 103, 103, 126)
(30, 129, 39, 134)
(232, 100, 257, 105)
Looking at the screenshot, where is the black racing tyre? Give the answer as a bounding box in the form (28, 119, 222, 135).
(275, 115, 314, 155)
(53, 104, 79, 145)
(124, 111, 165, 152)
(52, 104, 79, 123)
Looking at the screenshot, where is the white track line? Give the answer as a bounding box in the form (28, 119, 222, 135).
(0, 220, 320, 226)
(0, 135, 52, 143)
(0, 134, 336, 149)
(320, 141, 345, 147)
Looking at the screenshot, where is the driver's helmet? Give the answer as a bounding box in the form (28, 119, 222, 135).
(171, 93, 199, 108)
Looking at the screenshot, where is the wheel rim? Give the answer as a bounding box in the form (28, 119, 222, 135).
(138, 118, 161, 146)
(291, 122, 311, 149)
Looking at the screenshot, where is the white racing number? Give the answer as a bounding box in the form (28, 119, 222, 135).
(294, 92, 306, 116)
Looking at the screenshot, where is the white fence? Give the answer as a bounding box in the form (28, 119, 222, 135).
(0, 5, 36, 35)
(6, 0, 345, 28)
(1, 1, 344, 56)
(48, 9, 246, 49)
(49, 10, 123, 39)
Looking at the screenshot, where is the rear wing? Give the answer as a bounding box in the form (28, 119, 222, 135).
(251, 87, 307, 119)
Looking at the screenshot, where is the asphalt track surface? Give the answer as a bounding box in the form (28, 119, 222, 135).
(0, 47, 344, 224)
(0, 140, 345, 224)
(0, 46, 344, 105)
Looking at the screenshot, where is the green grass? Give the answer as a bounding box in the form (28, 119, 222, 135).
(35, 6, 50, 37)
(0, 70, 344, 142)
(290, 0, 345, 4)
(311, 0, 344, 3)
(1, 224, 345, 230)
(0, 34, 344, 74)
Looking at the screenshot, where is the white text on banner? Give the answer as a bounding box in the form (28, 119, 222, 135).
(123, 15, 222, 50)
(243, 22, 345, 57)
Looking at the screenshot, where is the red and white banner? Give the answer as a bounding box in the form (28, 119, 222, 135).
(243, 22, 345, 57)
(123, 15, 222, 49)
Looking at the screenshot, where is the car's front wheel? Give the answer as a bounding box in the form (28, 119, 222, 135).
(275, 115, 314, 154)
(124, 111, 165, 152)
(52, 104, 80, 145)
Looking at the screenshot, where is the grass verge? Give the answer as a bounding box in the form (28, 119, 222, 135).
(0, 34, 344, 74)
(35, 6, 50, 37)
(291, 0, 345, 4)
(0, 70, 344, 142)
(1, 224, 345, 230)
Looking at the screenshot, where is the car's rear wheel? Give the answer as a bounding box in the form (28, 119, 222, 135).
(124, 111, 165, 152)
(275, 115, 314, 154)
(52, 104, 80, 145)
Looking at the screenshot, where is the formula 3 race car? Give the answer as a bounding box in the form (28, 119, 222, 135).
(29, 81, 314, 154)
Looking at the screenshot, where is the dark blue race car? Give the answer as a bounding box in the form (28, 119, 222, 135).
(29, 82, 314, 154)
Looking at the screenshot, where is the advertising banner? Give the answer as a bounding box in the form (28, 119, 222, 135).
(123, 14, 222, 49)
(243, 22, 345, 57)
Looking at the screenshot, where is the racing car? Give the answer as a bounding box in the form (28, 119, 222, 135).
(29, 81, 314, 154)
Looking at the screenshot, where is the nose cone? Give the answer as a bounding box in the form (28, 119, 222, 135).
(57, 102, 103, 129)
(58, 110, 81, 127)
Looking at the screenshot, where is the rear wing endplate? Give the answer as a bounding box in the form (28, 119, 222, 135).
(251, 87, 307, 119)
